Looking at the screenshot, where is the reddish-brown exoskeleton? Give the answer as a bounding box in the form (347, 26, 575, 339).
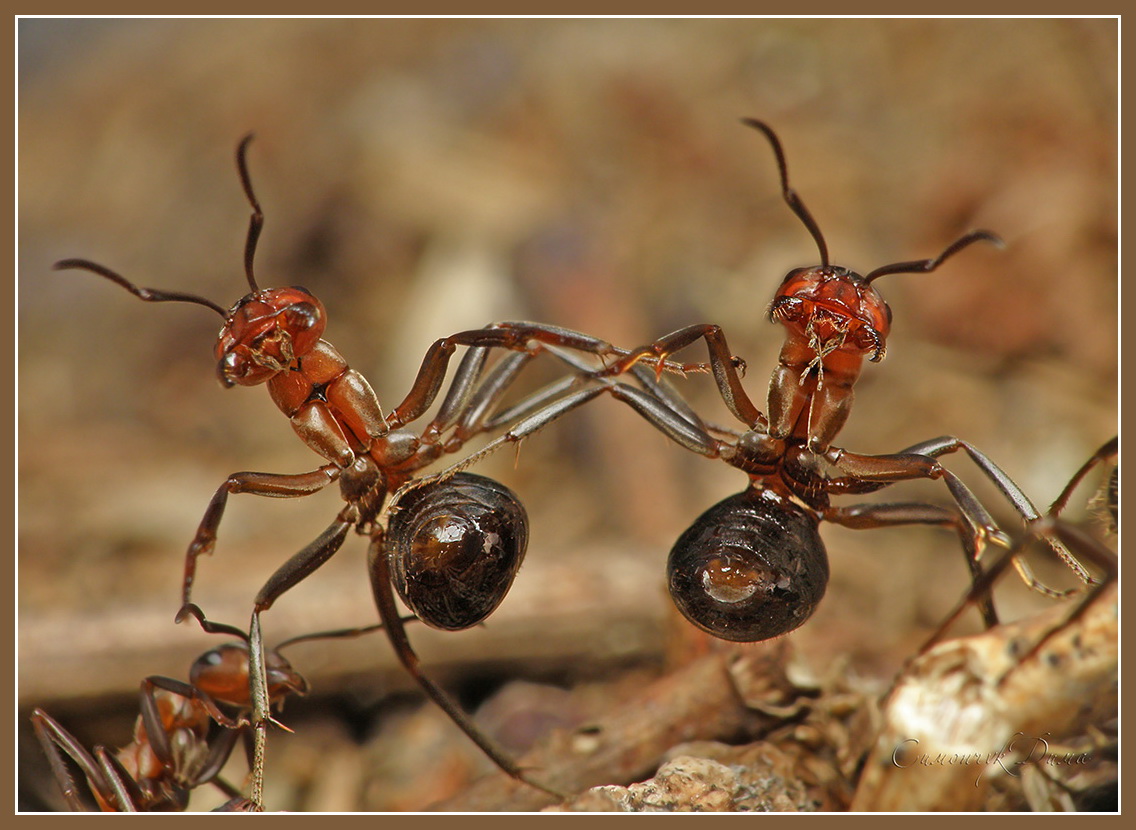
(554, 119, 1099, 643)
(54, 135, 711, 806)
(31, 607, 311, 812)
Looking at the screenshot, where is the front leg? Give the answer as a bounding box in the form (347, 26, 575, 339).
(385, 323, 620, 430)
(596, 323, 764, 431)
(179, 465, 340, 612)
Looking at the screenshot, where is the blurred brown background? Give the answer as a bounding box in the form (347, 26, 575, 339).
(18, 18, 1116, 810)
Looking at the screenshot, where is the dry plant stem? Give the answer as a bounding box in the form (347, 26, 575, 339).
(852, 584, 1117, 811)
(434, 640, 795, 811)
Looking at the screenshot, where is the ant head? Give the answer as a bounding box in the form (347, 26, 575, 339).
(743, 119, 1002, 363)
(770, 265, 892, 362)
(189, 641, 309, 708)
(214, 287, 326, 388)
(54, 135, 330, 389)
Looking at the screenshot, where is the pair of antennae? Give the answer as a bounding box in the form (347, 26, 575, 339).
(53, 134, 266, 317)
(741, 117, 1002, 282)
(54, 125, 1000, 311)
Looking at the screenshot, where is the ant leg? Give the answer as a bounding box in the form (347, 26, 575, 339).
(387, 377, 727, 535)
(467, 357, 713, 447)
(426, 347, 553, 448)
(922, 518, 1117, 675)
(274, 617, 421, 652)
(385, 323, 616, 430)
(595, 323, 764, 430)
(444, 349, 567, 443)
(31, 709, 110, 811)
(365, 535, 565, 798)
(430, 378, 729, 503)
(823, 502, 998, 627)
(241, 515, 355, 810)
(175, 601, 248, 640)
(383, 383, 618, 534)
(436, 345, 697, 454)
(179, 465, 341, 614)
(891, 436, 1099, 593)
(425, 345, 495, 438)
(141, 676, 245, 735)
(246, 614, 269, 811)
(192, 726, 244, 796)
(1048, 436, 1118, 522)
(385, 322, 710, 431)
(540, 344, 712, 436)
(214, 796, 258, 812)
(93, 748, 143, 812)
(820, 443, 1090, 598)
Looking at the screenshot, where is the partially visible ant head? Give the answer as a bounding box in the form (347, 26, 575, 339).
(743, 118, 1002, 363)
(178, 606, 310, 707)
(213, 286, 326, 388)
(189, 640, 310, 709)
(54, 134, 327, 390)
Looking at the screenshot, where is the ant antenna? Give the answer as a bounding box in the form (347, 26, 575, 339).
(864, 230, 1004, 283)
(742, 118, 830, 268)
(176, 603, 249, 641)
(274, 615, 420, 653)
(235, 133, 264, 293)
(53, 259, 227, 317)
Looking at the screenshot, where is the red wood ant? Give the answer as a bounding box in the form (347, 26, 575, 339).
(53, 135, 710, 806)
(30, 605, 314, 812)
(514, 119, 1099, 644)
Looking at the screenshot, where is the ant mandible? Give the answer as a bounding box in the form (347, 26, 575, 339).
(551, 118, 1099, 643)
(54, 135, 713, 806)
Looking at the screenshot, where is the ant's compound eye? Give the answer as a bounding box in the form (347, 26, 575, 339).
(283, 302, 321, 330)
(281, 301, 326, 357)
(667, 491, 828, 642)
(386, 473, 528, 631)
(216, 347, 275, 388)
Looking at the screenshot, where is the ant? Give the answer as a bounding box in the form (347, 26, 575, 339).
(498, 119, 1099, 644)
(53, 135, 711, 806)
(30, 605, 317, 812)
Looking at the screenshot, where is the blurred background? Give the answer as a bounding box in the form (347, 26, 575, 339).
(18, 18, 1117, 811)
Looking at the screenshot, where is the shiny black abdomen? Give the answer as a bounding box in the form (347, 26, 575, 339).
(387, 472, 528, 631)
(668, 489, 828, 642)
